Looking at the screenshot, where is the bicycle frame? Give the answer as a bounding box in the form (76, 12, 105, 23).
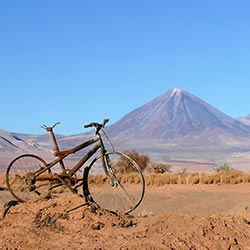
(34, 136, 104, 179)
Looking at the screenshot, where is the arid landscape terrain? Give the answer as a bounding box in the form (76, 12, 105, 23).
(1, 176, 250, 249)
(1, 89, 250, 249)
(2, 0, 250, 246)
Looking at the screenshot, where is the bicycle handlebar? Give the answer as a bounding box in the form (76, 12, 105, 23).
(84, 119, 109, 131)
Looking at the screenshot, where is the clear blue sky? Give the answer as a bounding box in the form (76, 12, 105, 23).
(1, 0, 250, 135)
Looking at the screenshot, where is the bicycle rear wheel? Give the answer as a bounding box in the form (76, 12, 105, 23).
(6, 154, 53, 201)
(86, 151, 145, 214)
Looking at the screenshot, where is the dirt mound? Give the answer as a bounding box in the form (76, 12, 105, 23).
(0, 194, 135, 249)
(1, 186, 250, 249)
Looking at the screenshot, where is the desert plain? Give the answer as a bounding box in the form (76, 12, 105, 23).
(1, 173, 250, 250)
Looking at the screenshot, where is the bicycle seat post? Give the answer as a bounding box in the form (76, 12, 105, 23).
(41, 122, 61, 155)
(50, 128, 60, 154)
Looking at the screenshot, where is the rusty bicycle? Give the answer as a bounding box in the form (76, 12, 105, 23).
(5, 119, 145, 213)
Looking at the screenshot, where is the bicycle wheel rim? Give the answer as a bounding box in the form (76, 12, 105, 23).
(6, 154, 51, 201)
(86, 151, 145, 214)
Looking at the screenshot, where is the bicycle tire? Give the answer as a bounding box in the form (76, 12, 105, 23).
(6, 154, 53, 201)
(85, 151, 145, 214)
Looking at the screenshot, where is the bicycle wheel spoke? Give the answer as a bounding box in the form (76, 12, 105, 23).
(112, 178, 137, 206)
(6, 154, 54, 201)
(86, 151, 145, 214)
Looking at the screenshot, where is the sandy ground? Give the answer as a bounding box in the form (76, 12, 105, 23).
(1, 184, 250, 249)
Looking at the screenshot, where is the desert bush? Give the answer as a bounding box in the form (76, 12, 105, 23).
(116, 150, 150, 173)
(151, 163, 172, 174)
(126, 150, 150, 171)
(214, 162, 234, 172)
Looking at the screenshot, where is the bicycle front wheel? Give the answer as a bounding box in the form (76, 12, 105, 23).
(6, 154, 53, 201)
(86, 151, 145, 214)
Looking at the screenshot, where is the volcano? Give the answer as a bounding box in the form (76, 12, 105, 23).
(108, 88, 250, 142)
(99, 88, 250, 165)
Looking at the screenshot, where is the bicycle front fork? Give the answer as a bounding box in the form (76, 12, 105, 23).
(82, 166, 94, 202)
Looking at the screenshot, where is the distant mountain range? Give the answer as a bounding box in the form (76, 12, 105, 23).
(1, 88, 250, 172)
(237, 114, 250, 126)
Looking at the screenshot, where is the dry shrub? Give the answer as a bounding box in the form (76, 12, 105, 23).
(214, 162, 234, 172)
(151, 163, 172, 174)
(120, 150, 150, 173)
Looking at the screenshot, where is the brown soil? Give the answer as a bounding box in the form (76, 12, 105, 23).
(1, 184, 250, 249)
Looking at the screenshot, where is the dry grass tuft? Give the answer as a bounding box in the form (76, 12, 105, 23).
(2, 171, 250, 188)
(144, 170, 250, 186)
(0, 175, 6, 187)
(2, 170, 250, 194)
(138, 208, 155, 217)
